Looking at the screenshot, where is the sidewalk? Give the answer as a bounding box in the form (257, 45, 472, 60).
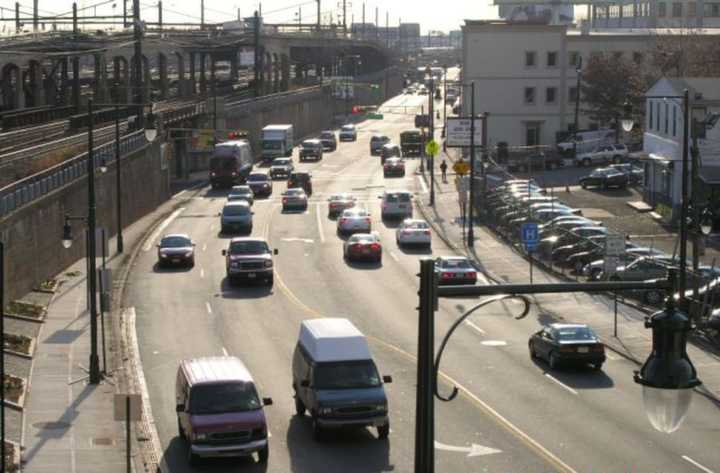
(415, 154, 720, 402)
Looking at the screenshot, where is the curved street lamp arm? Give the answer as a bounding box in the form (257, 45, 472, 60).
(434, 294, 531, 402)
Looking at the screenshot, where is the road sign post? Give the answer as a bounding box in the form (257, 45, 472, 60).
(114, 394, 142, 473)
(426, 140, 440, 206)
(522, 223, 539, 284)
(452, 159, 470, 176)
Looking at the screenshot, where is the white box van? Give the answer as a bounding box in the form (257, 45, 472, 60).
(261, 124, 294, 162)
(292, 318, 392, 440)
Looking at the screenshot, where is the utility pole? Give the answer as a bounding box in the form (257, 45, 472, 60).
(297, 5, 301, 26)
(385, 11, 389, 48)
(342, 0, 346, 33)
(200, 0, 204, 29)
(679, 89, 690, 298)
(362, 2, 365, 39)
(72, 3, 80, 111)
(253, 10, 262, 98)
(414, 258, 436, 473)
(468, 81, 476, 246)
(211, 57, 217, 135)
(316, 0, 320, 31)
(133, 0, 144, 127)
(87, 99, 101, 385)
(158, 1, 162, 30)
(573, 56, 582, 159)
(123, 0, 127, 27)
(1, 241, 5, 473)
(15, 2, 20, 33)
(33, 0, 38, 31)
(375, 6, 378, 40)
(691, 120, 701, 275)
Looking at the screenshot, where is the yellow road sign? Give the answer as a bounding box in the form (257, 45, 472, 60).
(425, 140, 440, 156)
(453, 160, 470, 175)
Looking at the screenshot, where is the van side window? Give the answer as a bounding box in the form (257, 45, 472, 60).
(176, 370, 187, 404)
(296, 344, 312, 383)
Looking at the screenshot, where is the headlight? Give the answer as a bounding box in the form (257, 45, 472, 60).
(193, 432, 208, 441)
(159, 252, 168, 258)
(184, 251, 193, 257)
(231, 262, 240, 268)
(318, 407, 333, 415)
(375, 403, 387, 411)
(264, 260, 273, 268)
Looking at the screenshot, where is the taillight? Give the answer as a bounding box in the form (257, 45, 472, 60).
(441, 272, 451, 279)
(467, 271, 477, 279)
(591, 344, 604, 352)
(559, 346, 576, 353)
(371, 243, 381, 251)
(424, 230, 431, 235)
(282, 198, 288, 204)
(365, 218, 371, 224)
(340, 218, 347, 224)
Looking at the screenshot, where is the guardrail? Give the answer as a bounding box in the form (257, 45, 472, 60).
(0, 130, 148, 220)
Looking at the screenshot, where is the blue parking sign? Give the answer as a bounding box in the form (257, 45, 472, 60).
(521, 223, 539, 251)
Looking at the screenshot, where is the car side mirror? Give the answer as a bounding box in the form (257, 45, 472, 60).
(192, 243, 196, 246)
(156, 244, 160, 248)
(262, 397, 273, 406)
(217, 212, 222, 216)
(222, 249, 227, 256)
(382, 375, 393, 384)
(176, 404, 185, 413)
(273, 249, 279, 255)
(251, 211, 255, 215)
(300, 380, 310, 388)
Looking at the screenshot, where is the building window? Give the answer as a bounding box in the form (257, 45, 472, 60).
(705, 2, 720, 16)
(568, 51, 581, 67)
(656, 102, 661, 130)
(524, 87, 536, 104)
(613, 51, 623, 60)
(547, 51, 558, 67)
(546, 87, 557, 103)
(664, 102, 669, 134)
(688, 2, 697, 16)
(693, 107, 707, 139)
(658, 2, 667, 16)
(648, 101, 654, 130)
(672, 2, 682, 16)
(525, 123, 541, 146)
(673, 106, 677, 136)
(569, 86, 579, 103)
(633, 52, 643, 64)
(525, 51, 536, 67)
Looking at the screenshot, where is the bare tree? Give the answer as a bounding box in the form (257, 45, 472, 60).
(649, 29, 720, 77)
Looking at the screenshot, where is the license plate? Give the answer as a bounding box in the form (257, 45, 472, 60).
(578, 347, 589, 353)
(172, 259, 180, 263)
(247, 273, 256, 278)
(362, 249, 370, 254)
(398, 205, 406, 208)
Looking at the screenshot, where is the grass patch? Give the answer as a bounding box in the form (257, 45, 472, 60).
(7, 301, 45, 319)
(3, 374, 24, 404)
(65, 270, 82, 277)
(3, 441, 19, 473)
(38, 278, 59, 292)
(3, 333, 32, 355)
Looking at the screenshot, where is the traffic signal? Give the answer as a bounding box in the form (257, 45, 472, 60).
(352, 106, 360, 114)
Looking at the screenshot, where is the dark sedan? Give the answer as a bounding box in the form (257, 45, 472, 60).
(529, 323, 605, 370)
(157, 234, 195, 267)
(579, 168, 629, 189)
(609, 163, 644, 185)
(246, 172, 272, 197)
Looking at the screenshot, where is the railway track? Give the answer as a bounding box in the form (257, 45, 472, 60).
(0, 120, 69, 155)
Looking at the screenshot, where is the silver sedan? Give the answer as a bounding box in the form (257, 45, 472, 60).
(396, 219, 431, 247)
(337, 208, 371, 235)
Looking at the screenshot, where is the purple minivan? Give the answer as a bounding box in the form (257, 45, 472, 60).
(176, 356, 272, 465)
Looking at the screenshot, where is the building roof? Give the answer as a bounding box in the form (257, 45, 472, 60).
(647, 77, 720, 103)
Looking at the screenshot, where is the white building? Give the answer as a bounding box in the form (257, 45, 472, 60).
(460, 20, 720, 148)
(642, 77, 720, 221)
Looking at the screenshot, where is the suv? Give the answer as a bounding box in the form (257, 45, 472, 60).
(288, 171, 313, 195)
(292, 318, 392, 440)
(576, 144, 627, 167)
(219, 201, 254, 234)
(222, 237, 277, 286)
(379, 190, 413, 220)
(380, 143, 402, 164)
(299, 139, 323, 162)
(339, 124, 357, 141)
(319, 131, 337, 151)
(176, 356, 273, 465)
(370, 135, 390, 155)
(270, 157, 294, 179)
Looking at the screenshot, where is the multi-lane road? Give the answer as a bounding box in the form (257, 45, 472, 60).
(126, 92, 720, 473)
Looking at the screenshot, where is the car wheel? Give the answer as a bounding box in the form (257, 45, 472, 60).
(592, 362, 603, 371)
(601, 180, 608, 190)
(294, 395, 306, 416)
(396, 236, 401, 246)
(583, 158, 592, 167)
(377, 423, 390, 440)
(267, 276, 274, 287)
(257, 445, 269, 463)
(220, 225, 227, 234)
(644, 290, 663, 305)
(589, 268, 602, 280)
(178, 419, 186, 439)
(187, 446, 200, 466)
(581, 182, 587, 189)
(549, 351, 559, 369)
(612, 155, 621, 164)
(528, 341, 537, 359)
(312, 416, 323, 440)
(574, 260, 585, 274)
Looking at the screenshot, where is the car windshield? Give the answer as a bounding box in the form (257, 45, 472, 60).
(440, 259, 471, 269)
(209, 156, 236, 171)
(341, 125, 354, 131)
(262, 141, 281, 150)
(313, 360, 381, 390)
(371, 136, 388, 143)
(189, 382, 261, 414)
(405, 221, 429, 229)
(285, 189, 305, 196)
(555, 326, 597, 341)
(160, 236, 191, 248)
(272, 159, 290, 165)
(223, 205, 250, 216)
(385, 193, 411, 203)
(229, 240, 269, 255)
(321, 133, 334, 139)
(343, 209, 368, 217)
(302, 142, 319, 149)
(247, 174, 268, 182)
(349, 235, 378, 244)
(230, 187, 251, 195)
(330, 194, 352, 201)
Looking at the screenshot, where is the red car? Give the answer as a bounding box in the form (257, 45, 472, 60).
(343, 233, 382, 263)
(383, 158, 406, 177)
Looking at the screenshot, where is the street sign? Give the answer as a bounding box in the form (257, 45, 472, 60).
(415, 114, 430, 128)
(367, 112, 384, 120)
(425, 140, 440, 156)
(453, 160, 470, 175)
(521, 222, 539, 251)
(446, 117, 484, 148)
(605, 235, 626, 256)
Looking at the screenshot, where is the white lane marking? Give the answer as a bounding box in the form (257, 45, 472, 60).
(202, 243, 207, 252)
(682, 456, 715, 473)
(210, 224, 216, 231)
(205, 302, 212, 315)
(281, 238, 315, 243)
(481, 340, 507, 346)
(417, 175, 429, 194)
(605, 352, 619, 361)
(544, 373, 578, 396)
(389, 250, 400, 262)
(173, 189, 187, 198)
(222, 347, 229, 356)
(434, 440, 502, 457)
(200, 267, 205, 279)
(466, 321, 486, 335)
(316, 203, 325, 243)
(142, 207, 185, 251)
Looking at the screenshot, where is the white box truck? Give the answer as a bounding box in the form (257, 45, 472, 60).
(261, 124, 294, 162)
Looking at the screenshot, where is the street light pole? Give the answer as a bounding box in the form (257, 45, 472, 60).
(679, 89, 690, 299)
(427, 70, 435, 207)
(133, 0, 144, 128)
(1, 240, 5, 473)
(573, 57, 582, 159)
(467, 81, 476, 246)
(86, 99, 101, 385)
(114, 105, 123, 254)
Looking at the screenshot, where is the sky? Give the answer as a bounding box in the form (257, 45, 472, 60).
(0, 0, 499, 34)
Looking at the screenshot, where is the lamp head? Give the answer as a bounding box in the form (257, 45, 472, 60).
(99, 157, 108, 173)
(699, 209, 714, 236)
(145, 110, 158, 143)
(62, 221, 73, 249)
(634, 299, 701, 433)
(621, 99, 634, 132)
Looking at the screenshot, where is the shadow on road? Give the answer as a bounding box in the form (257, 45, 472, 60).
(286, 416, 393, 473)
(219, 277, 273, 299)
(202, 188, 229, 199)
(397, 245, 432, 256)
(530, 358, 615, 390)
(153, 263, 194, 273)
(160, 436, 269, 473)
(345, 258, 383, 270)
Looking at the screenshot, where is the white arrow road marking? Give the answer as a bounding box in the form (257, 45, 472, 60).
(316, 203, 325, 243)
(142, 207, 185, 251)
(682, 456, 715, 473)
(465, 321, 485, 335)
(281, 238, 315, 243)
(434, 440, 502, 457)
(205, 302, 213, 315)
(544, 373, 578, 396)
(481, 340, 507, 346)
(222, 347, 229, 356)
(417, 175, 429, 194)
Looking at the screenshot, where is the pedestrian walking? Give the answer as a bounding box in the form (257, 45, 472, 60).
(440, 160, 448, 183)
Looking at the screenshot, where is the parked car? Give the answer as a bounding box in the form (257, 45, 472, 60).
(292, 318, 392, 439)
(157, 234, 195, 267)
(220, 201, 254, 234)
(337, 208, 372, 235)
(396, 219, 431, 248)
(227, 185, 254, 205)
(343, 232, 382, 262)
(609, 162, 644, 185)
(339, 124, 357, 141)
(575, 144, 629, 167)
(435, 256, 477, 285)
(282, 188, 309, 211)
(288, 171, 313, 195)
(380, 143, 402, 164)
(370, 135, 391, 155)
(383, 158, 406, 177)
(380, 190, 413, 220)
(602, 256, 668, 282)
(528, 324, 605, 370)
(222, 237, 277, 286)
(327, 193, 357, 218)
(579, 168, 629, 189)
(176, 356, 273, 465)
(299, 139, 323, 162)
(246, 172, 272, 197)
(270, 157, 294, 179)
(319, 131, 337, 151)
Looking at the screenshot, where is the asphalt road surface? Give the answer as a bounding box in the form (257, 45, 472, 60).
(126, 92, 720, 473)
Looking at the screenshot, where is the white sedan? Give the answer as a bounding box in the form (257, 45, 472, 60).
(396, 219, 431, 248)
(337, 208, 371, 235)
